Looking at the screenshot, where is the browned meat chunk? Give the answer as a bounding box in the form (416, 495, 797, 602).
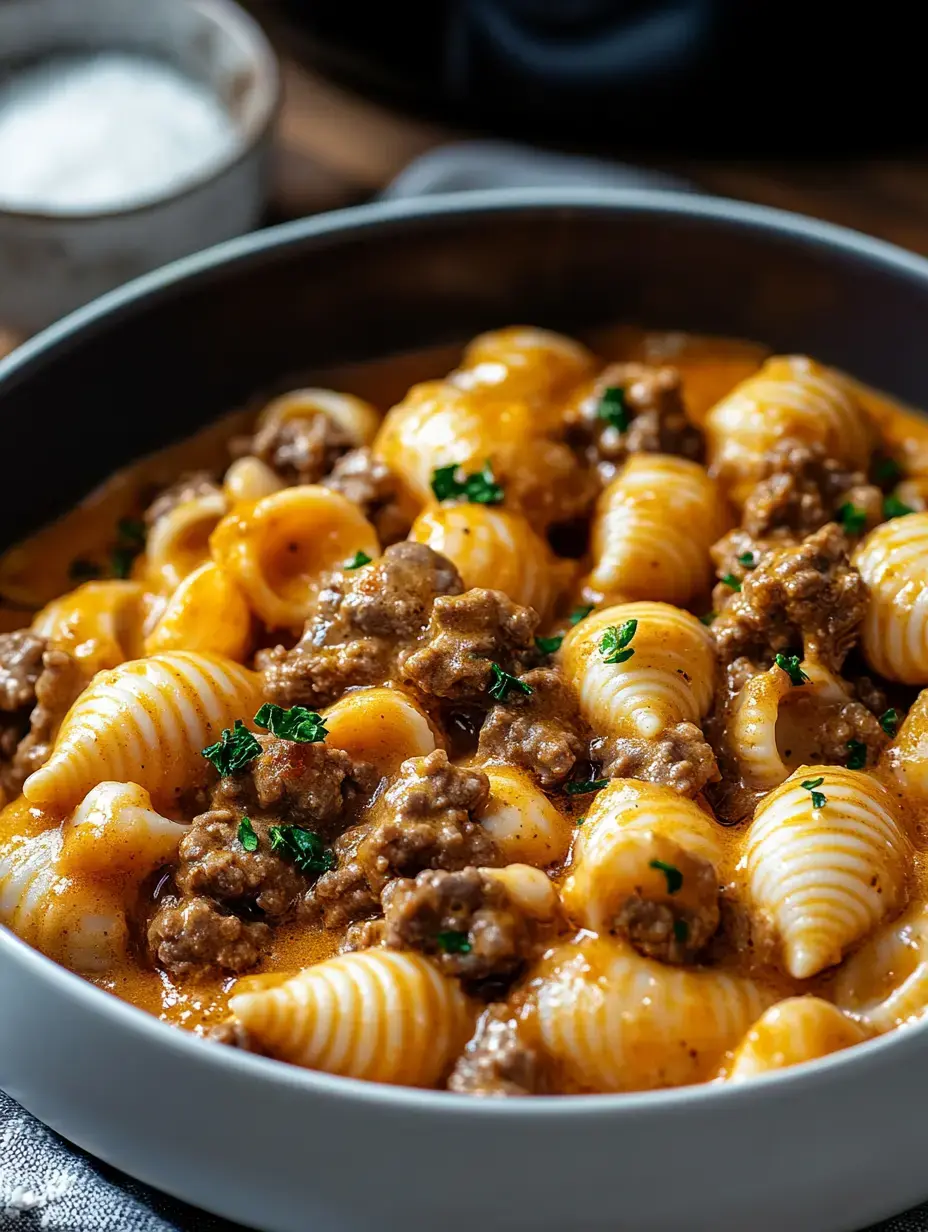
(148, 895, 270, 977)
(570, 362, 703, 481)
(601, 721, 719, 796)
(322, 447, 411, 545)
(711, 524, 867, 672)
(0, 630, 46, 711)
(212, 734, 357, 839)
(447, 1004, 545, 1096)
(382, 867, 530, 981)
(258, 543, 462, 707)
(741, 438, 881, 540)
(0, 642, 83, 806)
(307, 751, 497, 927)
(144, 471, 221, 525)
(401, 589, 537, 702)
(614, 847, 720, 964)
(174, 809, 308, 917)
(477, 667, 586, 787)
(251, 407, 354, 486)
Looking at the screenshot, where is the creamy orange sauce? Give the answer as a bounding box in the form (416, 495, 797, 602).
(3, 328, 928, 1040)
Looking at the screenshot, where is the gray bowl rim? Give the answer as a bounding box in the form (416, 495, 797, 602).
(3, 183, 928, 1117)
(0, 0, 281, 223)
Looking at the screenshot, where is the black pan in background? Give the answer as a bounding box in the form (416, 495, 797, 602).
(1, 188, 927, 549)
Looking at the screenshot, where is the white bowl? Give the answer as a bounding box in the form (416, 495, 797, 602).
(3, 189, 928, 1231)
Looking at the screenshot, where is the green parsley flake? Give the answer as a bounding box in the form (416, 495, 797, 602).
(344, 550, 372, 570)
(488, 663, 533, 703)
(110, 546, 137, 579)
(596, 385, 630, 433)
(436, 931, 472, 955)
(565, 778, 609, 796)
(801, 776, 826, 809)
(117, 517, 146, 546)
(254, 703, 328, 743)
(880, 708, 899, 737)
(699, 611, 716, 626)
(535, 634, 563, 656)
(883, 494, 914, 520)
(269, 825, 335, 875)
(874, 457, 903, 485)
(568, 605, 593, 626)
(202, 719, 262, 776)
(737, 552, 756, 568)
(599, 618, 638, 665)
(110, 516, 147, 579)
(673, 919, 690, 943)
(838, 502, 867, 535)
(774, 653, 810, 686)
(430, 461, 504, 506)
(238, 817, 259, 852)
(649, 859, 683, 894)
(720, 573, 742, 592)
(846, 740, 867, 770)
(68, 558, 102, 582)
(575, 816, 585, 826)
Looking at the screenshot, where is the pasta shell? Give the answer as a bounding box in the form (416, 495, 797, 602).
(228, 949, 476, 1086)
(534, 936, 772, 1092)
(589, 454, 731, 606)
(481, 864, 560, 921)
(143, 561, 252, 661)
(32, 580, 145, 676)
(560, 601, 715, 740)
(409, 503, 570, 621)
(322, 686, 440, 780)
(705, 356, 874, 504)
(145, 489, 228, 593)
(882, 688, 928, 801)
(210, 486, 380, 629)
(451, 326, 592, 417)
(479, 766, 573, 866)
(853, 511, 928, 683)
(223, 456, 284, 506)
(23, 651, 263, 814)
(743, 765, 910, 979)
(561, 779, 724, 934)
(57, 781, 189, 880)
(725, 998, 867, 1081)
(832, 902, 928, 1032)
(255, 388, 380, 449)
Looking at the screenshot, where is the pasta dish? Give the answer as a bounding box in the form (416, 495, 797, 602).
(1, 325, 926, 1096)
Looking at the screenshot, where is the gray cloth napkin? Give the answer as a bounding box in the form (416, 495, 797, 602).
(1, 140, 925, 1232)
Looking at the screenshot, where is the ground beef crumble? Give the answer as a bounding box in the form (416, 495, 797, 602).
(307, 750, 498, 928)
(614, 845, 721, 964)
(600, 721, 718, 796)
(381, 867, 530, 981)
(477, 667, 586, 786)
(144, 471, 221, 525)
(710, 524, 867, 673)
(148, 896, 270, 978)
(249, 406, 355, 486)
(400, 589, 538, 702)
(322, 447, 411, 544)
(257, 543, 462, 707)
(447, 1003, 546, 1096)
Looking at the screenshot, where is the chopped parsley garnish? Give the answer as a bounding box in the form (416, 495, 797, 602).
(238, 816, 259, 852)
(673, 919, 690, 943)
(68, 558, 102, 582)
(699, 611, 716, 626)
(488, 663, 533, 703)
(737, 552, 756, 568)
(430, 461, 504, 505)
(801, 776, 827, 809)
(535, 634, 563, 656)
(596, 385, 630, 433)
(774, 653, 810, 686)
(846, 740, 867, 770)
(720, 573, 741, 592)
(880, 708, 899, 737)
(254, 702, 328, 743)
(110, 516, 147, 579)
(575, 816, 585, 826)
(599, 618, 638, 664)
(565, 778, 609, 796)
(568, 605, 593, 626)
(344, 550, 372, 570)
(269, 825, 335, 875)
(874, 457, 903, 485)
(202, 719, 262, 776)
(650, 859, 683, 894)
(883, 494, 914, 520)
(436, 930, 472, 955)
(838, 502, 867, 535)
